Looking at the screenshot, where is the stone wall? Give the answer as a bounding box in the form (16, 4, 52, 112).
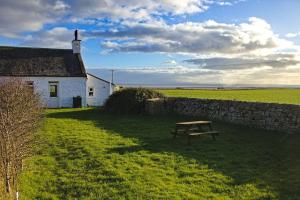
(145, 97, 300, 133)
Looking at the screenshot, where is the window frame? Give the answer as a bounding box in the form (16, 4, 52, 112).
(49, 82, 59, 98)
(26, 81, 34, 91)
(88, 87, 94, 97)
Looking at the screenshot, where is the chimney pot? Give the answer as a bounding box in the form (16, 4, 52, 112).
(75, 29, 78, 40)
(72, 30, 81, 54)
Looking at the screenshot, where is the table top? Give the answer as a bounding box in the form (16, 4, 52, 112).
(176, 121, 212, 125)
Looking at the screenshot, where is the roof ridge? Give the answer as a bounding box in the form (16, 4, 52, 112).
(0, 45, 72, 51)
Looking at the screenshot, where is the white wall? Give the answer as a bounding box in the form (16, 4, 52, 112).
(86, 74, 111, 106)
(0, 76, 87, 108)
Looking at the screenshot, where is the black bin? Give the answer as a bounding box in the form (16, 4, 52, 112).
(73, 96, 82, 108)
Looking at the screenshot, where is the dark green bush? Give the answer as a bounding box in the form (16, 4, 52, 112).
(104, 88, 164, 114)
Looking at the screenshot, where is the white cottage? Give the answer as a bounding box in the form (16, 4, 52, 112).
(0, 31, 114, 108)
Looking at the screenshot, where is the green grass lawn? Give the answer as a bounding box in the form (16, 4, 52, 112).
(158, 89, 300, 105)
(20, 108, 300, 200)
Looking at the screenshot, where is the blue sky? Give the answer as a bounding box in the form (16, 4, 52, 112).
(1, 0, 300, 86)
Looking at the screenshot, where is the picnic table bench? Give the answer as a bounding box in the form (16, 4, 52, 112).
(171, 121, 219, 144)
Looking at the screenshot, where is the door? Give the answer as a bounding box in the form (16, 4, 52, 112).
(48, 82, 59, 108)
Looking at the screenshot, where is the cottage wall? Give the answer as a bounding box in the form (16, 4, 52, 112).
(0, 76, 87, 108)
(86, 74, 111, 106)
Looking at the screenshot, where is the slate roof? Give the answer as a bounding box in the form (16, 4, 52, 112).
(0, 46, 86, 77)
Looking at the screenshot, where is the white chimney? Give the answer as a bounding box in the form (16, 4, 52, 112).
(72, 30, 81, 54)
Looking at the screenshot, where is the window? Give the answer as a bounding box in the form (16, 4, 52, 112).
(88, 87, 94, 97)
(49, 82, 58, 97)
(50, 85, 58, 97)
(26, 81, 34, 92)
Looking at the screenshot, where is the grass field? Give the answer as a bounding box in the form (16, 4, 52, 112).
(19, 108, 300, 200)
(158, 89, 300, 105)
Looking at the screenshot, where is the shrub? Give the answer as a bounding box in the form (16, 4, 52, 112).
(104, 88, 164, 114)
(0, 78, 44, 199)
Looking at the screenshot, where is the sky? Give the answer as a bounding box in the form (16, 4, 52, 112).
(1, 0, 300, 86)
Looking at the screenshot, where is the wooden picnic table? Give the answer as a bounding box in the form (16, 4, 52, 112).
(171, 120, 219, 144)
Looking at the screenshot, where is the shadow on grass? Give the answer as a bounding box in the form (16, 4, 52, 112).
(47, 108, 300, 199)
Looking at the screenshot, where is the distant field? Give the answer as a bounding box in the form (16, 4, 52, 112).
(158, 88, 300, 105)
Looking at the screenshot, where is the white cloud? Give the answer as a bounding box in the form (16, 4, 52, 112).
(215, 0, 246, 6)
(285, 32, 300, 38)
(0, 0, 213, 37)
(70, 0, 210, 20)
(218, 65, 300, 85)
(164, 60, 178, 65)
(0, 0, 69, 37)
(184, 53, 300, 70)
(88, 66, 223, 86)
(84, 14, 300, 86)
(88, 17, 294, 56)
(22, 27, 76, 49)
(0, 0, 246, 37)
(88, 63, 300, 86)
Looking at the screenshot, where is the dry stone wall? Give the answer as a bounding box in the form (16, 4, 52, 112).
(145, 98, 300, 133)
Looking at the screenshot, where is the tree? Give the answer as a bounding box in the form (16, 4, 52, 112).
(0, 78, 44, 200)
